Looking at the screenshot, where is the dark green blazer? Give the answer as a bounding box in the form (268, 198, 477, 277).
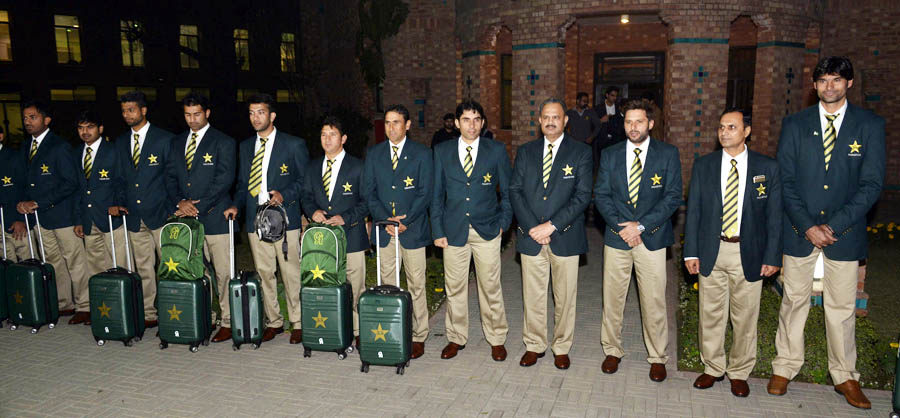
(510, 135, 593, 257)
(74, 139, 125, 234)
(777, 103, 885, 261)
(593, 138, 682, 251)
(431, 137, 512, 246)
(116, 124, 175, 232)
(23, 131, 79, 230)
(683, 149, 782, 281)
(0, 144, 27, 229)
(302, 153, 369, 253)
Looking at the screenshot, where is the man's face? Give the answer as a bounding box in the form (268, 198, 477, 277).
(815, 73, 853, 105)
(183, 104, 209, 132)
(577, 96, 589, 109)
(77, 122, 103, 144)
(443, 118, 454, 131)
(455, 109, 484, 142)
(605, 90, 618, 105)
(384, 111, 410, 144)
(121, 102, 147, 128)
(249, 103, 274, 133)
(23, 106, 50, 136)
(0, 132, 5, 144)
(539, 102, 567, 140)
(320, 125, 346, 156)
(624, 109, 653, 144)
(717, 112, 750, 150)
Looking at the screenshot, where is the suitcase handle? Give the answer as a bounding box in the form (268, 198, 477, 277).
(228, 216, 235, 279)
(0, 205, 7, 261)
(23, 209, 46, 263)
(107, 214, 134, 272)
(374, 220, 401, 289)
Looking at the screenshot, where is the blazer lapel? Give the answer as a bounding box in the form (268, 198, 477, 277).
(266, 134, 284, 186)
(711, 150, 723, 207)
(740, 152, 759, 235)
(834, 104, 857, 153)
(635, 140, 657, 215)
(468, 138, 487, 180)
(330, 159, 350, 203)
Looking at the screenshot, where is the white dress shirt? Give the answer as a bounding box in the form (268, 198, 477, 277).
(818, 100, 848, 138)
(82, 140, 102, 169)
(720, 145, 748, 237)
(322, 149, 346, 202)
(31, 128, 49, 150)
(605, 103, 616, 116)
(184, 123, 211, 154)
(388, 137, 407, 163)
(458, 136, 479, 169)
(132, 122, 151, 150)
(543, 135, 564, 168)
(625, 138, 650, 178)
(254, 127, 277, 204)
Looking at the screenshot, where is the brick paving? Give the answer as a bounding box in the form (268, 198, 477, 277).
(0, 227, 892, 417)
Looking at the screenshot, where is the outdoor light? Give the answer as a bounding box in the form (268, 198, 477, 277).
(620, 14, 629, 24)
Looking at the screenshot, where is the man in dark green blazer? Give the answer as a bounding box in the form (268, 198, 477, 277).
(0, 126, 32, 262)
(594, 99, 682, 382)
(17, 101, 86, 319)
(361, 104, 433, 359)
(432, 100, 512, 362)
(225, 93, 309, 344)
(768, 57, 884, 410)
(167, 92, 236, 341)
(301, 116, 368, 348)
(510, 98, 592, 370)
(683, 108, 782, 397)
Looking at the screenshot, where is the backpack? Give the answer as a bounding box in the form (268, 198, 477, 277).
(158, 217, 207, 281)
(300, 223, 347, 287)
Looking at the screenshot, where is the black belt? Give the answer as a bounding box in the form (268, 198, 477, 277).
(720, 236, 740, 243)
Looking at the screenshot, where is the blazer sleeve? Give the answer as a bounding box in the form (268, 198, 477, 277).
(763, 162, 784, 267)
(281, 139, 310, 204)
(509, 146, 538, 231)
(166, 139, 186, 205)
(362, 154, 390, 222)
(430, 148, 447, 239)
(232, 143, 248, 213)
(496, 146, 513, 232)
(194, 135, 235, 214)
(549, 146, 593, 228)
(682, 161, 702, 259)
(300, 163, 320, 219)
(34, 142, 79, 210)
(593, 149, 621, 227)
(777, 117, 816, 234)
(403, 148, 432, 226)
(637, 146, 683, 231)
(827, 116, 886, 233)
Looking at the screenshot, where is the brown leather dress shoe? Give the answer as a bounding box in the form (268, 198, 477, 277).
(730, 379, 750, 397)
(491, 345, 507, 362)
(410, 342, 425, 359)
(211, 327, 232, 343)
(355, 336, 360, 349)
(519, 350, 545, 367)
(649, 364, 667, 382)
(289, 329, 303, 344)
(601, 355, 621, 374)
(554, 354, 570, 370)
(59, 309, 75, 317)
(144, 320, 158, 329)
(68, 311, 90, 325)
(693, 373, 724, 389)
(261, 326, 284, 342)
(834, 380, 871, 409)
(766, 374, 789, 396)
(440, 342, 465, 359)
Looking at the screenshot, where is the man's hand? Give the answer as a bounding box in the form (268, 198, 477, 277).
(223, 206, 238, 220)
(434, 237, 448, 248)
(528, 221, 555, 242)
(600, 114, 610, 123)
(17, 201, 38, 214)
(268, 190, 283, 206)
(108, 206, 129, 216)
(618, 221, 642, 243)
(535, 236, 551, 245)
(685, 259, 700, 275)
(805, 225, 837, 248)
(177, 199, 200, 217)
(73, 225, 84, 239)
(324, 214, 345, 226)
(385, 214, 407, 236)
(311, 210, 328, 223)
(760, 265, 780, 277)
(10, 221, 26, 240)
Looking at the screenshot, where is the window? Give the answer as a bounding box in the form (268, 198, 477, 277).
(54, 15, 81, 64)
(280, 33, 296, 72)
(116, 86, 157, 101)
(175, 87, 210, 101)
(179, 24, 199, 69)
(234, 29, 249, 71)
(500, 54, 512, 129)
(726, 46, 756, 115)
(0, 11, 11, 61)
(276, 89, 299, 103)
(0, 92, 23, 142)
(120, 20, 144, 67)
(50, 86, 96, 101)
(236, 89, 259, 102)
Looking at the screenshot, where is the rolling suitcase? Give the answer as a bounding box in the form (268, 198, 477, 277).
(89, 214, 145, 346)
(0, 207, 10, 327)
(301, 282, 354, 359)
(228, 217, 265, 350)
(5, 210, 58, 333)
(892, 332, 900, 417)
(358, 220, 412, 374)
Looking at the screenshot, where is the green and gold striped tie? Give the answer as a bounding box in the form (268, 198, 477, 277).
(248, 137, 267, 197)
(132, 133, 141, 168)
(722, 159, 739, 238)
(28, 139, 38, 162)
(323, 159, 333, 198)
(185, 132, 198, 171)
(823, 113, 838, 171)
(391, 145, 399, 171)
(542, 143, 553, 188)
(463, 146, 473, 178)
(83, 147, 93, 180)
(628, 148, 642, 208)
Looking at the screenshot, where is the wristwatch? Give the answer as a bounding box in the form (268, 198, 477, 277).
(637, 223, 645, 233)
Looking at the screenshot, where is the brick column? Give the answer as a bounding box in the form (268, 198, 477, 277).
(511, 44, 566, 150)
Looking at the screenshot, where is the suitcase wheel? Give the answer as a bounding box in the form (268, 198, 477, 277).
(396, 365, 405, 375)
(202, 338, 210, 347)
(124, 339, 134, 347)
(251, 343, 259, 350)
(134, 337, 141, 343)
(303, 347, 312, 358)
(346, 345, 354, 354)
(233, 344, 240, 351)
(97, 339, 106, 346)
(8, 324, 17, 331)
(889, 412, 899, 418)
(189, 345, 199, 353)
(30, 327, 39, 334)
(159, 341, 168, 350)
(338, 351, 346, 360)
(48, 323, 56, 329)
(361, 363, 369, 373)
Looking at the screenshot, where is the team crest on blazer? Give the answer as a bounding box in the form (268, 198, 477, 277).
(650, 173, 662, 188)
(280, 163, 289, 175)
(562, 164, 574, 179)
(147, 154, 159, 165)
(1, 175, 11, 186)
(99, 169, 110, 180)
(848, 140, 862, 156)
(40, 164, 50, 175)
(756, 183, 767, 198)
(202, 153, 213, 165)
(482, 172, 492, 185)
(403, 176, 414, 189)
(342, 181, 353, 194)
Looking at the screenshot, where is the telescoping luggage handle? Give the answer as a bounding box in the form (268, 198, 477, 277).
(1, 206, 7, 261)
(23, 209, 47, 263)
(374, 220, 401, 289)
(107, 214, 134, 272)
(228, 215, 235, 279)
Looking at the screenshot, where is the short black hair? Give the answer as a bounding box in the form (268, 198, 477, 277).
(76, 109, 103, 127)
(576, 92, 589, 101)
(455, 99, 485, 120)
(120, 91, 148, 108)
(605, 86, 620, 96)
(720, 107, 751, 127)
(641, 91, 656, 102)
(442, 113, 454, 121)
(247, 93, 276, 113)
(321, 115, 344, 136)
(23, 100, 52, 119)
(385, 104, 410, 122)
(621, 99, 653, 120)
(538, 98, 567, 114)
(813, 56, 854, 81)
(181, 91, 210, 111)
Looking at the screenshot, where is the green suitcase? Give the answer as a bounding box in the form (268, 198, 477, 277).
(6, 212, 58, 333)
(157, 277, 212, 352)
(227, 218, 265, 350)
(301, 283, 354, 359)
(90, 215, 145, 347)
(1, 209, 9, 327)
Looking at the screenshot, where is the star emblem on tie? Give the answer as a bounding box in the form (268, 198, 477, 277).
(164, 257, 179, 272)
(310, 265, 326, 281)
(13, 291, 23, 304)
(99, 169, 109, 178)
(147, 154, 158, 164)
(403, 176, 414, 187)
(280, 163, 288, 173)
(1, 176, 11, 184)
(651, 173, 662, 185)
(97, 302, 112, 318)
(40, 164, 50, 173)
(202, 153, 213, 163)
(756, 183, 766, 196)
(562, 164, 574, 176)
(848, 140, 862, 153)
(371, 323, 389, 342)
(168, 304, 182, 321)
(312, 311, 328, 328)
(342, 182, 352, 192)
(483, 173, 492, 183)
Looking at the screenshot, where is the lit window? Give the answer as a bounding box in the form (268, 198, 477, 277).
(280, 33, 296, 72)
(234, 29, 249, 71)
(179, 24, 199, 69)
(120, 20, 144, 67)
(236, 89, 259, 102)
(276, 89, 299, 103)
(54, 15, 82, 64)
(50, 86, 96, 102)
(176, 88, 210, 101)
(0, 11, 11, 61)
(117, 86, 157, 102)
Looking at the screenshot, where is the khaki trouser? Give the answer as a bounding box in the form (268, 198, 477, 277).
(204, 233, 232, 325)
(773, 248, 860, 384)
(2, 230, 33, 262)
(36, 226, 88, 312)
(128, 221, 161, 321)
(83, 225, 132, 278)
(247, 229, 302, 329)
(601, 243, 668, 363)
(521, 245, 579, 355)
(444, 227, 508, 346)
(347, 250, 366, 336)
(379, 237, 428, 342)
(698, 241, 762, 380)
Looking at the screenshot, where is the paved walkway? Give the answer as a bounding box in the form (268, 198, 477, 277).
(0, 227, 892, 417)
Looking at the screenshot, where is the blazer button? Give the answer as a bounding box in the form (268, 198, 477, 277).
(823, 184, 829, 190)
(30, 183, 34, 187)
(86, 191, 91, 195)
(328, 206, 332, 210)
(87, 204, 92, 208)
(466, 182, 470, 187)
(136, 200, 142, 204)
(187, 182, 191, 187)
(135, 183, 139, 187)
(543, 196, 547, 200)
(465, 197, 470, 201)
(465, 213, 469, 216)
(627, 200, 631, 204)
(392, 186, 396, 190)
(820, 210, 825, 215)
